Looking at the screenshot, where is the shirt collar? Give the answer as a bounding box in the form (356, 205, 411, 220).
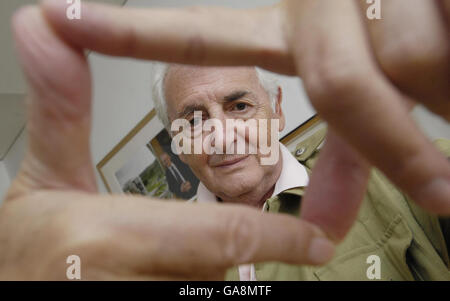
(196, 143, 309, 203)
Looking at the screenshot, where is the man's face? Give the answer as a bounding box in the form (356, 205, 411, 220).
(164, 66, 285, 201)
(160, 152, 172, 167)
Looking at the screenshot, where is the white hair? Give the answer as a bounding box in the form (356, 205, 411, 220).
(151, 63, 280, 131)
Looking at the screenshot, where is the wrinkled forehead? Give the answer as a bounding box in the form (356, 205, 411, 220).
(163, 65, 264, 116)
(165, 65, 260, 92)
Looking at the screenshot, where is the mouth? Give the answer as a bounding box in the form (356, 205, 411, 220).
(211, 155, 250, 168)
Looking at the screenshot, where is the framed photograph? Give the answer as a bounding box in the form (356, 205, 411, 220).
(280, 114, 325, 151)
(97, 109, 200, 201)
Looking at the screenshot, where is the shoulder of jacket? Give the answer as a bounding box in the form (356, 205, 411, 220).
(292, 127, 327, 162)
(433, 138, 450, 157)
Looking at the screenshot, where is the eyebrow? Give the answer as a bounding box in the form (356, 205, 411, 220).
(176, 104, 207, 119)
(223, 90, 249, 102)
(175, 90, 251, 119)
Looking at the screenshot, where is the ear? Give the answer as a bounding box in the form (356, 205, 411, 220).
(274, 86, 285, 132)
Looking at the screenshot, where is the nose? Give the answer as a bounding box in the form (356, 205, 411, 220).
(204, 115, 237, 155)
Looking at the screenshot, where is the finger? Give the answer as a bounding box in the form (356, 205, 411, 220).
(8, 6, 96, 199)
(440, 0, 450, 25)
(287, 0, 450, 215)
(144, 203, 335, 277)
(40, 0, 295, 75)
(45, 192, 335, 279)
(357, 0, 450, 120)
(301, 130, 370, 242)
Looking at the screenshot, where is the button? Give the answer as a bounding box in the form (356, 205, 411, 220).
(295, 147, 306, 156)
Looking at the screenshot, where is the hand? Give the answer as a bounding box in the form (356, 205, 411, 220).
(181, 181, 192, 193)
(0, 5, 334, 280)
(31, 0, 450, 241)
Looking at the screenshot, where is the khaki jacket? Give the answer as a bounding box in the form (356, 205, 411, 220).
(225, 128, 450, 281)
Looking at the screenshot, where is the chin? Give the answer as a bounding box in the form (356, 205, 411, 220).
(217, 175, 261, 199)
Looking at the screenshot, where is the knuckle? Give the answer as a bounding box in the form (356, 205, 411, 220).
(219, 209, 261, 266)
(122, 23, 139, 57)
(42, 203, 116, 279)
(183, 5, 210, 14)
(181, 6, 210, 64)
(183, 34, 207, 64)
(377, 33, 448, 78)
(48, 202, 110, 256)
(386, 147, 425, 187)
(304, 57, 373, 114)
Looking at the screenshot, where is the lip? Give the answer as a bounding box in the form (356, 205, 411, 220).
(212, 155, 250, 168)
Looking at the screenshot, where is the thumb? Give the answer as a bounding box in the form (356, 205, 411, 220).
(7, 5, 96, 199)
(300, 129, 370, 241)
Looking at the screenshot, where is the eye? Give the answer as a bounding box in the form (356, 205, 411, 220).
(190, 117, 202, 126)
(233, 102, 248, 111)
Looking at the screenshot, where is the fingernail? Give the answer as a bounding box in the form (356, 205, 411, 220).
(308, 238, 335, 265)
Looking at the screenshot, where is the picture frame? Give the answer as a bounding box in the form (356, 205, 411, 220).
(96, 109, 200, 201)
(280, 114, 325, 151)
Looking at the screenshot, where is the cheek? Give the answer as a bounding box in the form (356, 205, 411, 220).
(251, 109, 277, 148)
(248, 156, 267, 172)
(223, 157, 267, 188)
(183, 154, 210, 177)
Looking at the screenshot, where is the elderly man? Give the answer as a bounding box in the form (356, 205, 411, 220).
(159, 151, 196, 199)
(2, 0, 449, 280)
(152, 64, 450, 280)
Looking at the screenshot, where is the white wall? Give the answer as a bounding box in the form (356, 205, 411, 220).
(1, 128, 24, 204)
(3, 128, 26, 180)
(89, 57, 155, 192)
(412, 106, 450, 141)
(0, 161, 11, 204)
